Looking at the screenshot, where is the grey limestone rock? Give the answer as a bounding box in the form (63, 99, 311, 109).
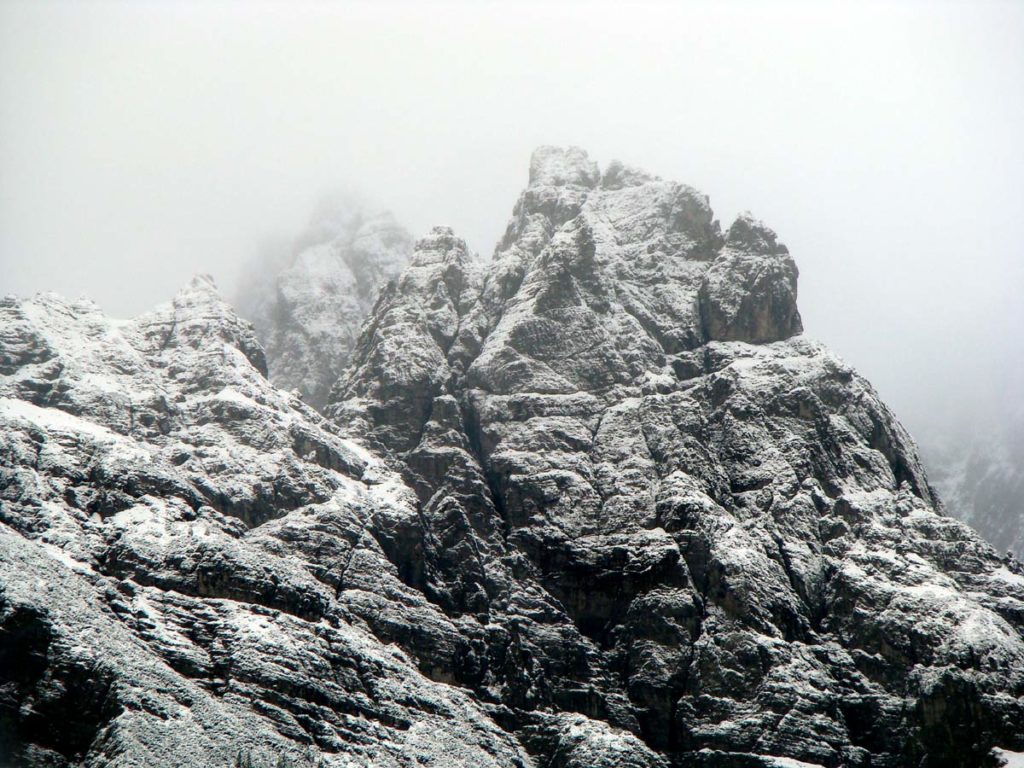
(1, 148, 1021, 768)
(331, 147, 1024, 767)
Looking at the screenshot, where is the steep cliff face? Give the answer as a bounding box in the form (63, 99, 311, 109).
(1, 149, 1022, 768)
(331, 148, 1024, 767)
(237, 200, 412, 411)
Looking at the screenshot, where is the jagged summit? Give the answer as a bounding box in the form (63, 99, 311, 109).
(329, 148, 1024, 765)
(1, 149, 1022, 767)
(699, 212, 803, 344)
(600, 158, 659, 190)
(528, 146, 662, 192)
(453, 147, 802, 404)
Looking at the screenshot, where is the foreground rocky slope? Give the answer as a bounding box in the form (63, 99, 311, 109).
(236, 199, 412, 411)
(1, 148, 1022, 767)
(0, 279, 527, 767)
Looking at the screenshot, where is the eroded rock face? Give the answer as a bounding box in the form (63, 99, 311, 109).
(331, 147, 1024, 767)
(0, 282, 528, 767)
(236, 199, 413, 411)
(1, 148, 1022, 768)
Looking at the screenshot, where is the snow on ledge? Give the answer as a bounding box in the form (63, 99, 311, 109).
(994, 748, 1024, 767)
(0, 396, 119, 442)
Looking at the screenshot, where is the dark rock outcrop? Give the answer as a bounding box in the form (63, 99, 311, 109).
(698, 214, 803, 344)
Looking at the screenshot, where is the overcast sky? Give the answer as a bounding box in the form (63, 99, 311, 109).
(1, 0, 1021, 435)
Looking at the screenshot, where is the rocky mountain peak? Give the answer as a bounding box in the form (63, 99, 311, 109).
(724, 212, 788, 254)
(2, 148, 1022, 768)
(699, 212, 802, 344)
(600, 159, 658, 190)
(148, 272, 270, 377)
(327, 147, 1024, 766)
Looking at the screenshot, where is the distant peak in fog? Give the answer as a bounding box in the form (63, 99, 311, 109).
(234, 193, 413, 411)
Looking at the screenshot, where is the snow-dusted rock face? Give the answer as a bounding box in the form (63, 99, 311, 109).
(331, 147, 1024, 767)
(0, 280, 529, 767)
(2, 147, 1022, 768)
(698, 214, 802, 344)
(237, 200, 412, 411)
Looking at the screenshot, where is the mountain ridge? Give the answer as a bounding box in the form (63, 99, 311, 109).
(1, 148, 1022, 767)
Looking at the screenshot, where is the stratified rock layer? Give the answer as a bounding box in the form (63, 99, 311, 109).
(1, 149, 1022, 768)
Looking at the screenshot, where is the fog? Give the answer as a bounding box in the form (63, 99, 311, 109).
(1, 0, 1022, 439)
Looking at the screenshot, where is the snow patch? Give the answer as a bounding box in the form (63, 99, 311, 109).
(0, 397, 119, 441)
(994, 748, 1024, 767)
(993, 567, 1024, 588)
